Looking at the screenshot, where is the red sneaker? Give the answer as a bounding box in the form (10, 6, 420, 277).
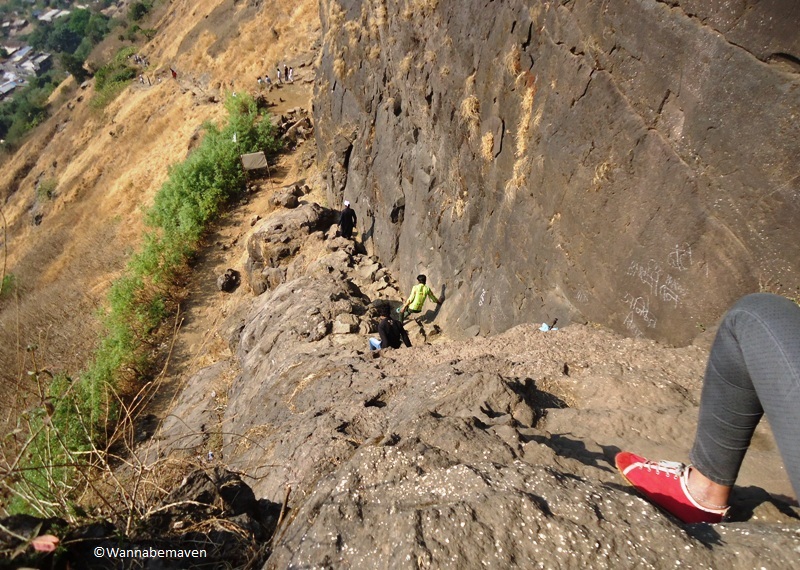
(615, 452, 729, 524)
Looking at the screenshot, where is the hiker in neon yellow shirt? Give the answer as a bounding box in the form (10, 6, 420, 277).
(400, 274, 441, 320)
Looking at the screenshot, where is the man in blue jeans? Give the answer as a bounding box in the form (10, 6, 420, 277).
(616, 293, 800, 523)
(369, 304, 411, 352)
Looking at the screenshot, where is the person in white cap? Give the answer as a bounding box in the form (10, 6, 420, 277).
(338, 200, 357, 239)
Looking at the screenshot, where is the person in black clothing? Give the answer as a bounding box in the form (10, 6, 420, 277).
(338, 200, 358, 239)
(369, 304, 411, 351)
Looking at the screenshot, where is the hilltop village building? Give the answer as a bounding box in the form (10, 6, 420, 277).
(0, 5, 74, 101)
(0, 44, 53, 101)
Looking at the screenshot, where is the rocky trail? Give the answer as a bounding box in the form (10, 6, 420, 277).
(120, 181, 798, 568)
(1, 0, 798, 567)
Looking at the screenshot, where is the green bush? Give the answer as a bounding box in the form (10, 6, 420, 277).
(8, 93, 282, 517)
(0, 273, 16, 298)
(0, 77, 58, 146)
(37, 178, 58, 200)
(129, 1, 152, 22)
(52, 91, 280, 460)
(91, 47, 138, 110)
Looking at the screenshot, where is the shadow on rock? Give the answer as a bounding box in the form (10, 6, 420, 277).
(525, 432, 615, 473)
(505, 377, 569, 427)
(728, 485, 800, 523)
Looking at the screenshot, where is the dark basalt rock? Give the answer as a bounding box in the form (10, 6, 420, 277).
(312, 0, 800, 345)
(216, 268, 240, 292)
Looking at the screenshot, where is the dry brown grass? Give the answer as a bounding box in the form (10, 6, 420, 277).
(333, 56, 346, 79)
(399, 54, 413, 75)
(504, 43, 522, 76)
(0, 0, 321, 431)
(460, 95, 480, 138)
(344, 20, 361, 50)
(372, 0, 388, 29)
(508, 81, 538, 193)
(413, 0, 440, 12)
(481, 132, 495, 162)
(460, 73, 481, 140)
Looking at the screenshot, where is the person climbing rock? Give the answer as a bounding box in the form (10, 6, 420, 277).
(369, 304, 411, 351)
(616, 293, 800, 524)
(338, 200, 357, 239)
(399, 274, 441, 320)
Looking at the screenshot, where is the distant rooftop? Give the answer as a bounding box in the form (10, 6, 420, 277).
(38, 9, 70, 23)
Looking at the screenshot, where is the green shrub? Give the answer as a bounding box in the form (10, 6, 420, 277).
(0, 273, 16, 298)
(81, 95, 280, 434)
(91, 47, 138, 110)
(129, 1, 152, 22)
(37, 178, 58, 200)
(8, 93, 282, 517)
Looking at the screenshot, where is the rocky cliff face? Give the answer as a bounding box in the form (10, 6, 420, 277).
(313, 0, 800, 344)
(151, 199, 797, 569)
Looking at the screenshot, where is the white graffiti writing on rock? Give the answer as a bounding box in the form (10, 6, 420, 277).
(626, 259, 662, 296)
(622, 292, 657, 328)
(668, 243, 693, 271)
(623, 312, 644, 337)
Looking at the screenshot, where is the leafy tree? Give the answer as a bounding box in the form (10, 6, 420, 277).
(66, 8, 91, 37)
(128, 1, 151, 22)
(46, 25, 82, 54)
(60, 52, 89, 83)
(73, 37, 93, 62)
(26, 25, 50, 51)
(85, 13, 110, 44)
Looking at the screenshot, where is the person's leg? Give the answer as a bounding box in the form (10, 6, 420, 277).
(616, 293, 800, 523)
(369, 338, 381, 351)
(690, 293, 800, 498)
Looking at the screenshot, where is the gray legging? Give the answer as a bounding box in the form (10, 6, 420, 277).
(690, 293, 800, 497)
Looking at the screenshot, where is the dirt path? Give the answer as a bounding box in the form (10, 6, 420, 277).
(139, 74, 321, 428)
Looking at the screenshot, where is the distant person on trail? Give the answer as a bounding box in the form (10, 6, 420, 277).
(338, 200, 357, 239)
(399, 274, 441, 320)
(616, 293, 800, 524)
(288, 67, 294, 82)
(284, 65, 289, 82)
(276, 67, 282, 83)
(369, 304, 411, 352)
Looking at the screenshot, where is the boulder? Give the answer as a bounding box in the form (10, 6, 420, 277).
(245, 203, 335, 293)
(217, 268, 241, 292)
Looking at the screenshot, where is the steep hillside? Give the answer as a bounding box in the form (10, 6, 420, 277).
(313, 0, 800, 345)
(1, 2, 798, 567)
(0, 0, 320, 414)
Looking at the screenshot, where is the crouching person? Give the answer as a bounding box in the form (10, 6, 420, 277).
(369, 304, 411, 352)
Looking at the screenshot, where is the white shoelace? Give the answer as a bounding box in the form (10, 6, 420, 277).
(644, 460, 684, 478)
